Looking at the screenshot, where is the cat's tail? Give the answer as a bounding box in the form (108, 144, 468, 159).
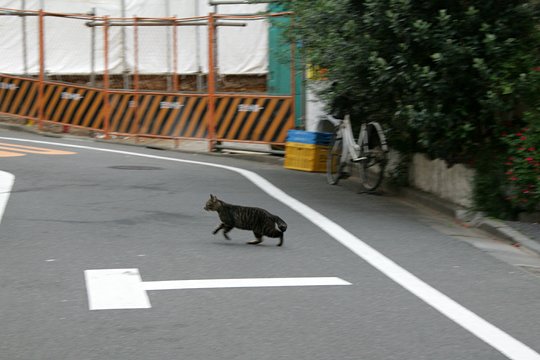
(274, 216, 287, 232)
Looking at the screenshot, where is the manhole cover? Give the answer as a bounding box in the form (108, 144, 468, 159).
(109, 165, 163, 170)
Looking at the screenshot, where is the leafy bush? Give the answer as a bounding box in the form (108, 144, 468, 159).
(472, 145, 516, 219)
(278, 0, 540, 165)
(275, 0, 540, 217)
(502, 117, 540, 212)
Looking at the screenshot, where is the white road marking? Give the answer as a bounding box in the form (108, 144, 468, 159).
(2, 136, 540, 360)
(85, 269, 351, 310)
(142, 276, 351, 291)
(0, 170, 15, 225)
(85, 269, 151, 310)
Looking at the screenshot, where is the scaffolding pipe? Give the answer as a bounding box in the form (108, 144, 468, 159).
(85, 20, 245, 27)
(194, 0, 203, 91)
(209, 0, 276, 4)
(121, 0, 130, 88)
(172, 16, 179, 91)
(216, 12, 292, 19)
(21, 0, 28, 75)
(165, 0, 172, 90)
(207, 13, 217, 151)
(89, 8, 96, 86)
(38, 9, 45, 131)
(133, 16, 140, 139)
(0, 9, 94, 19)
(102, 16, 111, 138)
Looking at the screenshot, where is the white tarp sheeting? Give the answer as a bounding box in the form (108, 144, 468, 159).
(0, 0, 268, 75)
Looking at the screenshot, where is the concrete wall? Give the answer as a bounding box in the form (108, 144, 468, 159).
(409, 153, 475, 208)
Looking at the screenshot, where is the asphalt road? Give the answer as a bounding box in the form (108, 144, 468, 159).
(1, 129, 540, 360)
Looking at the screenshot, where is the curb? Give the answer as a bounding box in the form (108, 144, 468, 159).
(1, 120, 539, 256)
(0, 122, 62, 138)
(0, 122, 284, 165)
(399, 186, 540, 257)
(399, 187, 462, 219)
(477, 218, 540, 255)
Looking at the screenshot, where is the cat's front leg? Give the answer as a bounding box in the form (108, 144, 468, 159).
(213, 223, 224, 235)
(222, 225, 233, 240)
(277, 233, 284, 247)
(214, 223, 232, 240)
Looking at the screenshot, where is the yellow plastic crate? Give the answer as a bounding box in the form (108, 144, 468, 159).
(284, 142, 329, 172)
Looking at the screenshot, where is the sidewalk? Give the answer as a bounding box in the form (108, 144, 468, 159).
(2, 119, 540, 257)
(399, 187, 540, 257)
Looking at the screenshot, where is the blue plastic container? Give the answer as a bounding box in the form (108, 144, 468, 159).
(286, 130, 332, 145)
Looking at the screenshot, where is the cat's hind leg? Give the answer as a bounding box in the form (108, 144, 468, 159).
(247, 232, 263, 245)
(264, 229, 284, 247)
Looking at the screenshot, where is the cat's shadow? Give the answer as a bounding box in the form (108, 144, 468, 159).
(211, 241, 284, 249)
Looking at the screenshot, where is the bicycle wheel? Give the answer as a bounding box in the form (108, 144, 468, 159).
(326, 134, 344, 185)
(358, 125, 387, 192)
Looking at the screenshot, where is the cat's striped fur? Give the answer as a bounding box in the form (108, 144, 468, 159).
(204, 194, 287, 246)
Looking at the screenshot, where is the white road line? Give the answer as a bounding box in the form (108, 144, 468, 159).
(2, 136, 539, 360)
(142, 276, 351, 291)
(85, 269, 351, 310)
(85, 269, 151, 310)
(0, 170, 15, 225)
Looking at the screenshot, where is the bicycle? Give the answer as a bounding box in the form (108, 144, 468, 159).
(326, 114, 389, 192)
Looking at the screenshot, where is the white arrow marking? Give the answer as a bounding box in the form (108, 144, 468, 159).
(85, 268, 351, 310)
(85, 269, 151, 310)
(142, 277, 352, 291)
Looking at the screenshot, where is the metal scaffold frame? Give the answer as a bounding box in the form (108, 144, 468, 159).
(0, 7, 296, 151)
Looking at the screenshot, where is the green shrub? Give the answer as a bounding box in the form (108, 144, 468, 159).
(472, 145, 516, 219)
(502, 116, 540, 212)
(276, 0, 540, 216)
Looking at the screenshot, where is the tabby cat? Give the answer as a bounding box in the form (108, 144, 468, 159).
(204, 194, 287, 246)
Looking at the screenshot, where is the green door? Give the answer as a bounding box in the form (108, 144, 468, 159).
(267, 4, 303, 128)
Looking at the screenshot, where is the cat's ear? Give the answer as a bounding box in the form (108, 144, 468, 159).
(210, 194, 216, 200)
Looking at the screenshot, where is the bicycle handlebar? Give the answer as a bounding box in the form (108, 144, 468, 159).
(325, 114, 349, 127)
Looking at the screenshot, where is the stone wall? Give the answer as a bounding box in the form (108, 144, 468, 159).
(409, 153, 475, 208)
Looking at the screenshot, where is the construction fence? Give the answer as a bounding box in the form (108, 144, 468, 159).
(0, 8, 297, 149)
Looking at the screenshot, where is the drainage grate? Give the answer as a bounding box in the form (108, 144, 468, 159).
(108, 165, 163, 170)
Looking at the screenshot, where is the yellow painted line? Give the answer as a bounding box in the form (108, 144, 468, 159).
(0, 150, 26, 158)
(0, 142, 76, 156)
